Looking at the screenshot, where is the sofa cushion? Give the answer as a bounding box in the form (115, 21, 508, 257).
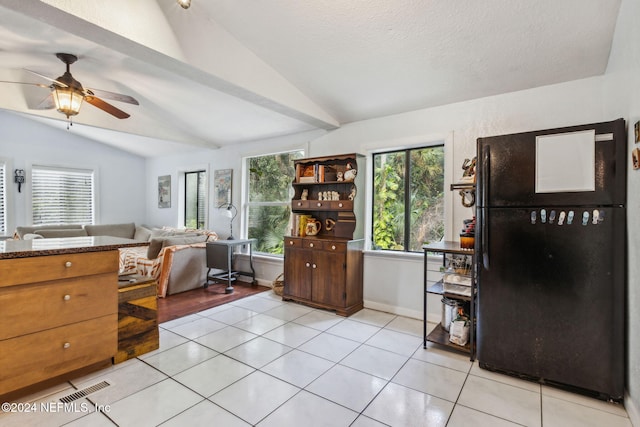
(23, 233, 44, 240)
(16, 224, 83, 239)
(34, 229, 89, 238)
(84, 223, 136, 239)
(149, 229, 175, 239)
(134, 225, 152, 242)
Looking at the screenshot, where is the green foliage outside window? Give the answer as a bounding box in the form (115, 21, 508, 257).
(247, 150, 303, 254)
(373, 146, 445, 252)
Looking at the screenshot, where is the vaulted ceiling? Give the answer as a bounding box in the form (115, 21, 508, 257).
(0, 0, 622, 157)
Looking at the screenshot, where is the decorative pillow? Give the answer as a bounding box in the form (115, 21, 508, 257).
(146, 237, 165, 260)
(34, 229, 88, 238)
(134, 225, 152, 241)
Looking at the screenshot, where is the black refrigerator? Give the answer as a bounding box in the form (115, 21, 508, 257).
(475, 118, 626, 401)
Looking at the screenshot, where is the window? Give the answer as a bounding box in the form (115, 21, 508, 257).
(184, 170, 207, 229)
(246, 150, 304, 255)
(372, 145, 445, 252)
(32, 165, 95, 225)
(0, 162, 5, 234)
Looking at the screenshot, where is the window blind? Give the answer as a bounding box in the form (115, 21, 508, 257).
(32, 166, 95, 225)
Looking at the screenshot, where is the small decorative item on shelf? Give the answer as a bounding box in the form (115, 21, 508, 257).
(325, 218, 336, 231)
(344, 162, 357, 181)
(449, 307, 470, 346)
(305, 218, 322, 236)
(337, 171, 344, 182)
(459, 217, 476, 249)
(348, 186, 356, 201)
(458, 157, 477, 184)
(301, 189, 308, 200)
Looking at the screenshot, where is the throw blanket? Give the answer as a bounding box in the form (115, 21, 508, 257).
(118, 242, 207, 297)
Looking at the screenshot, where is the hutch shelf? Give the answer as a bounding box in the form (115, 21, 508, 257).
(283, 153, 364, 316)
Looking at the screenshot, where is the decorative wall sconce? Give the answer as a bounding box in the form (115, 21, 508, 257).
(14, 169, 25, 192)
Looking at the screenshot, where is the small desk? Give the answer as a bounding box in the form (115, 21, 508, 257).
(205, 239, 257, 294)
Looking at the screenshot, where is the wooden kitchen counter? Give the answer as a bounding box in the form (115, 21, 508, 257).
(0, 236, 147, 401)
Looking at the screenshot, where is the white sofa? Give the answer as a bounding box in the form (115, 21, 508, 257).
(15, 223, 218, 297)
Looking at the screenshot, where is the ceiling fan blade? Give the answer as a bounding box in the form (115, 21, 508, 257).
(0, 80, 50, 89)
(34, 93, 55, 110)
(23, 69, 68, 88)
(85, 88, 139, 105)
(85, 95, 130, 119)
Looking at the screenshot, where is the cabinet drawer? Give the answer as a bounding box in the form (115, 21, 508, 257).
(305, 240, 322, 249)
(291, 200, 310, 210)
(285, 237, 303, 248)
(0, 273, 117, 340)
(329, 200, 353, 211)
(0, 251, 119, 287)
(0, 315, 117, 395)
(309, 200, 329, 210)
(322, 241, 347, 252)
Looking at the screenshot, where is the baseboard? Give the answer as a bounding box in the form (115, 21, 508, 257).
(363, 299, 429, 321)
(625, 391, 639, 427)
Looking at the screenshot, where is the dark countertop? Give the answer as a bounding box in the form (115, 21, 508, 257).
(0, 236, 149, 259)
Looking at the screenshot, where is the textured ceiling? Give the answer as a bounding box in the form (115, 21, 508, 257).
(0, 0, 622, 157)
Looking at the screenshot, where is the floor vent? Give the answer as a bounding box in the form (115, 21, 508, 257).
(59, 381, 111, 403)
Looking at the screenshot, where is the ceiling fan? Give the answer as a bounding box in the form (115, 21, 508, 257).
(0, 52, 139, 120)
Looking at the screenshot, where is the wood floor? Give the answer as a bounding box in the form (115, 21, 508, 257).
(157, 280, 271, 323)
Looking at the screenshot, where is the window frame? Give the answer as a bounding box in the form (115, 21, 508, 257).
(184, 169, 207, 229)
(242, 148, 305, 256)
(365, 133, 454, 254)
(0, 160, 6, 234)
(30, 164, 96, 226)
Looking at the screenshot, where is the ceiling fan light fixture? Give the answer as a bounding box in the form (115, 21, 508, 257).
(53, 86, 84, 118)
(177, 0, 191, 9)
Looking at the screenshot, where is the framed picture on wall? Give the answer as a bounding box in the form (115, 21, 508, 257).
(214, 169, 232, 206)
(158, 175, 171, 208)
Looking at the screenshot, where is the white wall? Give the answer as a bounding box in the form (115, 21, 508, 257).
(602, 0, 640, 422)
(306, 76, 607, 319)
(0, 110, 147, 234)
(144, 75, 609, 322)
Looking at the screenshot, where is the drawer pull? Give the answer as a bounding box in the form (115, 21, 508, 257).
(312, 264, 317, 269)
(297, 202, 302, 206)
(63, 342, 71, 349)
(289, 241, 294, 245)
(65, 261, 72, 268)
(317, 202, 322, 207)
(305, 262, 311, 268)
(309, 243, 314, 248)
(63, 294, 71, 301)
(331, 245, 336, 250)
(338, 203, 343, 208)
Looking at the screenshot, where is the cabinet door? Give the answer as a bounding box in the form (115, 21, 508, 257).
(284, 247, 312, 300)
(311, 250, 346, 307)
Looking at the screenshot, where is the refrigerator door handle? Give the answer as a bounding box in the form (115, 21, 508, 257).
(481, 145, 489, 208)
(481, 207, 489, 270)
(481, 146, 490, 270)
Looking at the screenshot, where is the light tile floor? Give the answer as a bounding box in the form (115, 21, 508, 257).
(1, 291, 633, 426)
